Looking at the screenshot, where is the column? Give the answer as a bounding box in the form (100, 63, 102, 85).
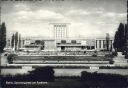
(97, 40, 99, 49)
(101, 40, 103, 49)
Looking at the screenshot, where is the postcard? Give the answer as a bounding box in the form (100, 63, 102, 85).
(0, 0, 128, 88)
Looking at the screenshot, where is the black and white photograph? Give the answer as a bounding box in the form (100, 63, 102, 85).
(0, 0, 128, 88)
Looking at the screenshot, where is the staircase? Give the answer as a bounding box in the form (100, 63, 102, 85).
(113, 52, 128, 66)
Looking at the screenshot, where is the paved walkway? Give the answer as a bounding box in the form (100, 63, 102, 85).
(0, 53, 8, 66)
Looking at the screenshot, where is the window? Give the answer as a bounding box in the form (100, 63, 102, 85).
(71, 40, 76, 44)
(81, 46, 86, 49)
(61, 40, 66, 43)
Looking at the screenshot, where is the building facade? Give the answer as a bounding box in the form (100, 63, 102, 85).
(5, 23, 114, 52)
(5, 37, 113, 51)
(95, 38, 113, 51)
(56, 39, 95, 51)
(50, 23, 70, 39)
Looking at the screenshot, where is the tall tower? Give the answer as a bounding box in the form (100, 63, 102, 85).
(50, 23, 70, 40)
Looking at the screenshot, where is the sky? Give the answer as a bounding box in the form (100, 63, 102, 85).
(1, 0, 127, 38)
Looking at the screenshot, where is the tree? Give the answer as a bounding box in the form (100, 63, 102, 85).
(14, 32, 18, 50)
(35, 40, 41, 45)
(113, 23, 125, 52)
(113, 31, 119, 51)
(35, 40, 44, 50)
(124, 24, 128, 50)
(0, 22, 6, 53)
(35, 40, 44, 45)
(11, 34, 15, 48)
(106, 33, 110, 51)
(124, 24, 128, 58)
(18, 34, 21, 48)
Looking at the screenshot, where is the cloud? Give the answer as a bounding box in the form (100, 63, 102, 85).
(10, 7, 127, 38)
(2, 0, 127, 38)
(117, 13, 127, 17)
(67, 9, 91, 16)
(102, 12, 127, 18)
(15, 9, 65, 23)
(14, 3, 31, 11)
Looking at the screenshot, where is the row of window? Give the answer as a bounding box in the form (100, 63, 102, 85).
(61, 40, 77, 44)
(54, 25, 67, 27)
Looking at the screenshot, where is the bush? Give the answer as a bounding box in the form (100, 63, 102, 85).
(1, 66, 55, 83)
(28, 66, 55, 81)
(105, 54, 111, 57)
(112, 51, 117, 57)
(7, 54, 17, 64)
(81, 71, 128, 87)
(99, 66, 128, 69)
(92, 54, 97, 57)
(105, 53, 115, 58)
(92, 51, 97, 57)
(109, 59, 114, 64)
(125, 54, 128, 59)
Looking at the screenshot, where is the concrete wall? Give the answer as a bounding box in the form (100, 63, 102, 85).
(44, 40, 56, 50)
